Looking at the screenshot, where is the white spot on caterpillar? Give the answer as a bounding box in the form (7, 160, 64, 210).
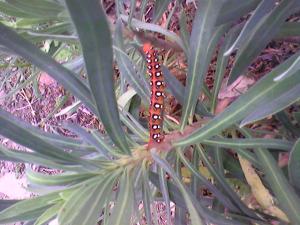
(154, 103, 160, 109)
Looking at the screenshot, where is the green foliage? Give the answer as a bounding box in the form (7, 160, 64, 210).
(0, 0, 300, 224)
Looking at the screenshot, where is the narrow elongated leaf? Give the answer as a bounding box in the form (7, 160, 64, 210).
(174, 49, 300, 147)
(255, 148, 300, 224)
(0, 146, 86, 172)
(203, 137, 292, 151)
(114, 21, 150, 103)
(162, 67, 211, 117)
(7, 0, 63, 18)
(149, 172, 187, 210)
(0, 23, 96, 113)
(211, 25, 242, 112)
(119, 107, 148, 141)
(190, 149, 200, 197)
(0, 192, 60, 224)
(151, 151, 204, 225)
(180, 0, 225, 130)
(276, 111, 300, 137)
(65, 0, 130, 154)
(0, 200, 19, 212)
(239, 128, 300, 224)
(276, 22, 300, 39)
(120, 14, 185, 51)
(158, 168, 172, 225)
(216, 0, 261, 26)
(152, 0, 171, 23)
(240, 82, 300, 126)
(0, 2, 35, 18)
(58, 173, 116, 225)
(0, 109, 94, 168)
(274, 54, 300, 81)
(196, 145, 259, 219)
(288, 139, 300, 190)
(0, 112, 90, 151)
(34, 201, 63, 225)
(229, 148, 260, 169)
(224, 0, 276, 56)
(141, 162, 152, 225)
(151, 151, 249, 225)
(128, 0, 137, 26)
(64, 123, 112, 159)
(68, 178, 114, 225)
(179, 9, 190, 52)
(176, 149, 238, 211)
(27, 170, 97, 187)
(108, 170, 134, 225)
(228, 0, 299, 84)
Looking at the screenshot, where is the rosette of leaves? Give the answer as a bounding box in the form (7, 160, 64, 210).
(0, 0, 300, 224)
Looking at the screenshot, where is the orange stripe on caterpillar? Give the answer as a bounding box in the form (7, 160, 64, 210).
(143, 43, 165, 148)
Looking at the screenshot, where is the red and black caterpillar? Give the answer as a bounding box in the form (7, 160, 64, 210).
(143, 43, 165, 147)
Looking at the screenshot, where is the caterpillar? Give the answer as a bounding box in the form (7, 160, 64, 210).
(143, 43, 165, 147)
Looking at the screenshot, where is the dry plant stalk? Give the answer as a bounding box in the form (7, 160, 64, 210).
(238, 155, 289, 222)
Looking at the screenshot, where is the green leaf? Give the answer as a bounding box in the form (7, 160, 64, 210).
(0, 109, 94, 169)
(58, 173, 117, 225)
(180, 0, 226, 130)
(151, 151, 249, 225)
(288, 139, 300, 190)
(239, 128, 300, 224)
(293, 111, 300, 124)
(0, 200, 19, 212)
(176, 149, 237, 211)
(224, 0, 276, 56)
(119, 108, 148, 141)
(276, 22, 300, 39)
(229, 148, 260, 169)
(151, 151, 204, 225)
(120, 14, 185, 51)
(0, 1, 33, 18)
(141, 161, 152, 225)
(179, 8, 190, 52)
(240, 81, 300, 127)
(7, 0, 63, 18)
(174, 49, 300, 147)
(0, 192, 60, 224)
(211, 25, 242, 112)
(64, 123, 113, 159)
(255, 148, 300, 224)
(107, 170, 134, 225)
(65, 0, 130, 154)
(195, 145, 259, 219)
(128, 0, 137, 27)
(203, 137, 292, 151)
(162, 67, 212, 117)
(152, 0, 171, 23)
(34, 201, 63, 225)
(158, 167, 172, 225)
(0, 145, 86, 172)
(228, 0, 299, 84)
(27, 169, 98, 187)
(114, 20, 150, 103)
(276, 111, 300, 137)
(0, 23, 96, 113)
(216, 0, 261, 26)
(274, 54, 300, 81)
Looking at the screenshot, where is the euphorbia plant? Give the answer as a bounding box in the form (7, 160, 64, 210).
(0, 0, 300, 224)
